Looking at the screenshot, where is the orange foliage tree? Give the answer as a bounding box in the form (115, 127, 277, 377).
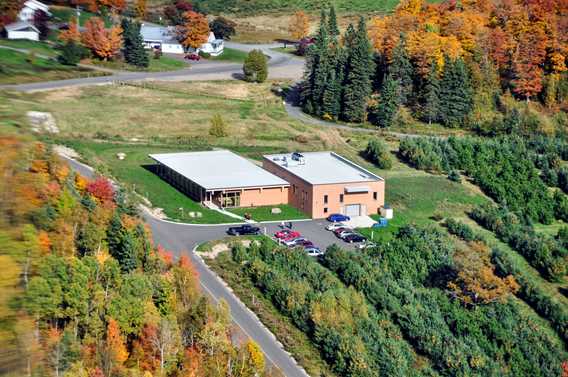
(81, 17, 122, 60)
(289, 11, 310, 40)
(103, 318, 128, 375)
(135, 0, 147, 19)
(177, 11, 209, 50)
(59, 17, 81, 43)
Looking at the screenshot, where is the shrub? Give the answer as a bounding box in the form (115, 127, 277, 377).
(243, 49, 268, 83)
(58, 41, 88, 66)
(209, 16, 236, 40)
(444, 218, 480, 242)
(448, 170, 461, 183)
(363, 139, 392, 169)
(198, 50, 211, 58)
(208, 114, 228, 137)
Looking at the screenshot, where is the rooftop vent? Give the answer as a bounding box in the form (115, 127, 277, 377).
(291, 152, 305, 165)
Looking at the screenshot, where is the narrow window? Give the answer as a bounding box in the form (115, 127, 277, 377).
(324, 194, 328, 204)
(340, 194, 344, 203)
(373, 192, 378, 200)
(324, 207, 328, 213)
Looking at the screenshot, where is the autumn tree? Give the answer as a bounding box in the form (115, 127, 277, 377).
(82, 18, 122, 60)
(86, 177, 114, 203)
(209, 16, 236, 40)
(149, 317, 181, 374)
(177, 11, 209, 50)
(512, 28, 547, 101)
(134, 0, 147, 19)
(289, 10, 309, 41)
(102, 318, 128, 376)
(164, 0, 192, 26)
(59, 17, 81, 43)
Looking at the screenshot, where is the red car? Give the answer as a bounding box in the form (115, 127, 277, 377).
(185, 53, 200, 61)
(275, 229, 301, 240)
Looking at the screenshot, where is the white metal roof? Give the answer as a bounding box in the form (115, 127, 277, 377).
(150, 150, 289, 191)
(263, 151, 384, 185)
(5, 21, 39, 32)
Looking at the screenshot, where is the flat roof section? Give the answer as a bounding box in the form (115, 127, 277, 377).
(264, 151, 384, 185)
(150, 150, 289, 190)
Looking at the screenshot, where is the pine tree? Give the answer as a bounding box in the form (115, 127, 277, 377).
(341, 18, 375, 123)
(107, 213, 137, 272)
(439, 56, 474, 127)
(328, 6, 339, 38)
(422, 61, 440, 124)
(302, 17, 330, 115)
(372, 73, 400, 127)
(121, 19, 149, 68)
(389, 34, 413, 105)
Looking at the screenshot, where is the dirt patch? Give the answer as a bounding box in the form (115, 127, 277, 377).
(199, 239, 258, 259)
(44, 86, 82, 101)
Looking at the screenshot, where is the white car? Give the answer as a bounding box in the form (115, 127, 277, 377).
(326, 222, 346, 231)
(337, 230, 355, 239)
(357, 241, 378, 250)
(305, 247, 323, 257)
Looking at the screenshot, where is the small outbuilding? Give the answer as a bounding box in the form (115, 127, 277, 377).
(149, 150, 290, 208)
(5, 21, 39, 41)
(18, 0, 50, 22)
(198, 32, 224, 56)
(140, 24, 184, 54)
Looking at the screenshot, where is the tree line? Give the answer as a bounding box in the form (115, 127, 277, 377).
(301, 0, 567, 132)
(0, 136, 271, 377)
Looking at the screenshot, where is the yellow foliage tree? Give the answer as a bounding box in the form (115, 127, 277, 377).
(177, 11, 209, 50)
(135, 0, 147, 19)
(289, 10, 310, 40)
(59, 17, 81, 43)
(245, 339, 265, 372)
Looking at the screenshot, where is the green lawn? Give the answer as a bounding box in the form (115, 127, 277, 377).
(60, 140, 237, 224)
(228, 204, 308, 222)
(0, 39, 58, 57)
(208, 47, 249, 63)
(358, 174, 488, 242)
(90, 54, 188, 72)
(50, 6, 112, 27)
(0, 49, 106, 85)
(270, 46, 298, 56)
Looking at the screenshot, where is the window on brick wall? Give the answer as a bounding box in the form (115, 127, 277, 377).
(324, 207, 328, 213)
(373, 192, 377, 200)
(324, 194, 328, 204)
(340, 194, 344, 203)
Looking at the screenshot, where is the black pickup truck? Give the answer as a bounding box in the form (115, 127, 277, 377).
(227, 224, 260, 236)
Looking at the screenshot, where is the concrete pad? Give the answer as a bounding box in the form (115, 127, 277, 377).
(343, 216, 375, 229)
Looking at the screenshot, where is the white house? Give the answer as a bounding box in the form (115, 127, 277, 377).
(199, 32, 224, 56)
(18, 0, 50, 22)
(140, 24, 184, 54)
(5, 21, 39, 41)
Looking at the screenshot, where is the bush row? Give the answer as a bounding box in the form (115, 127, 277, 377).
(398, 136, 559, 224)
(470, 204, 568, 282)
(232, 240, 420, 377)
(321, 226, 568, 377)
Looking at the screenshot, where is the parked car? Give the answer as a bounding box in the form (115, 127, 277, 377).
(185, 52, 200, 61)
(326, 222, 346, 231)
(343, 233, 366, 243)
(305, 247, 323, 257)
(327, 213, 350, 222)
(333, 227, 353, 237)
(282, 237, 307, 247)
(227, 224, 260, 236)
(294, 239, 314, 248)
(274, 229, 301, 239)
(281, 232, 303, 242)
(357, 241, 377, 250)
(338, 230, 356, 239)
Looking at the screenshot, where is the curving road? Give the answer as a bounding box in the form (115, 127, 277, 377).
(0, 42, 305, 92)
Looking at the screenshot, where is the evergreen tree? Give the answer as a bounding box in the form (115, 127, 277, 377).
(327, 6, 339, 38)
(372, 73, 400, 127)
(422, 61, 441, 124)
(341, 18, 375, 123)
(302, 17, 331, 115)
(121, 19, 149, 68)
(107, 213, 138, 272)
(389, 34, 413, 105)
(57, 41, 86, 66)
(439, 56, 474, 127)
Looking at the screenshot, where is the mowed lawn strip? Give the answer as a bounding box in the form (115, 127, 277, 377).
(0, 39, 58, 57)
(228, 204, 309, 222)
(62, 140, 236, 224)
(0, 49, 107, 84)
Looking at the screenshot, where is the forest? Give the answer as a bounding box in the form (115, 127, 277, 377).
(231, 226, 568, 376)
(0, 135, 271, 377)
(302, 0, 567, 132)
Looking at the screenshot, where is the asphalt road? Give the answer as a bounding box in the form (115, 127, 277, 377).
(0, 42, 304, 92)
(60, 154, 317, 377)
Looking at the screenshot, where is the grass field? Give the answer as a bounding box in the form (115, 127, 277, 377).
(0, 49, 107, 85)
(0, 39, 58, 57)
(228, 204, 308, 221)
(90, 54, 188, 72)
(208, 47, 249, 63)
(205, 250, 338, 377)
